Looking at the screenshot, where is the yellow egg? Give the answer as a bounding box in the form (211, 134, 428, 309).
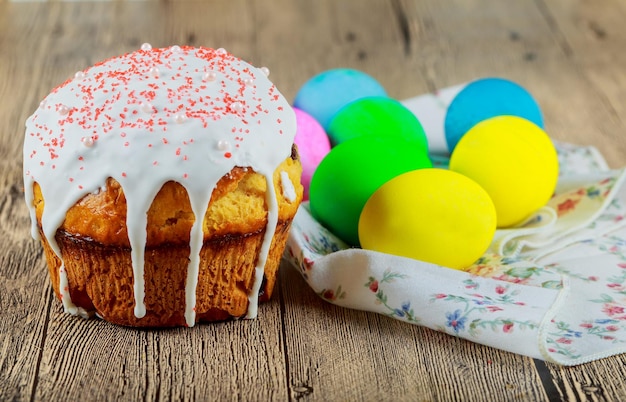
(449, 116, 559, 227)
(358, 169, 497, 270)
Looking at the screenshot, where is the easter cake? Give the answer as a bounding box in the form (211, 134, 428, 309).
(23, 45, 303, 327)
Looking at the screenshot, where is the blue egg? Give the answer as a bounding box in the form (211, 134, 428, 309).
(293, 69, 387, 130)
(444, 77, 543, 152)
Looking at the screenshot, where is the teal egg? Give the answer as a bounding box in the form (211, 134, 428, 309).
(309, 136, 432, 246)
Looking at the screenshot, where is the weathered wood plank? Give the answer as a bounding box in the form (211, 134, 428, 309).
(33, 300, 288, 401)
(253, 0, 431, 102)
(0, 4, 59, 401)
(0, 165, 53, 402)
(538, 0, 626, 168)
(538, 0, 626, 68)
(545, 356, 626, 401)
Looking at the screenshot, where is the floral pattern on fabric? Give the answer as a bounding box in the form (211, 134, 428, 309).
(364, 270, 420, 323)
(537, 232, 626, 362)
(430, 280, 540, 337)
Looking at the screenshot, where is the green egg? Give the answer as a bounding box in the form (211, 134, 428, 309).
(309, 136, 432, 246)
(327, 96, 429, 154)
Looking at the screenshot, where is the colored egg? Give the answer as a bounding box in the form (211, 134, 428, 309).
(293, 107, 331, 200)
(309, 136, 432, 246)
(327, 96, 428, 153)
(293, 69, 387, 130)
(449, 115, 559, 228)
(359, 169, 497, 270)
(444, 77, 543, 152)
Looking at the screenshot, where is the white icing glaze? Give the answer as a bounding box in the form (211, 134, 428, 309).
(246, 175, 278, 319)
(77, 307, 94, 319)
(23, 45, 296, 326)
(280, 171, 297, 203)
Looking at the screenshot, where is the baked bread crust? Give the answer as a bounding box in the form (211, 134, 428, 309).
(33, 154, 302, 326)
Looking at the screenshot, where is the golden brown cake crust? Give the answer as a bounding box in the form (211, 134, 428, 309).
(34, 153, 303, 327)
(33, 156, 302, 247)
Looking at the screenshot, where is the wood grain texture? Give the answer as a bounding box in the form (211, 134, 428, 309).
(33, 299, 288, 401)
(0, 165, 53, 402)
(2, 1, 626, 401)
(0, 5, 56, 400)
(546, 354, 626, 401)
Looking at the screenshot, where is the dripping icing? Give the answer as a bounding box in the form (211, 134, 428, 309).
(280, 171, 297, 203)
(23, 45, 296, 325)
(246, 172, 279, 319)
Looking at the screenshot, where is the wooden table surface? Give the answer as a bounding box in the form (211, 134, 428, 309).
(2, 1, 626, 401)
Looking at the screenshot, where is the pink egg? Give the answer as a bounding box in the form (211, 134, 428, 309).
(293, 107, 331, 200)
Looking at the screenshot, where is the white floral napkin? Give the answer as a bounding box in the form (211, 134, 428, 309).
(284, 85, 626, 365)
